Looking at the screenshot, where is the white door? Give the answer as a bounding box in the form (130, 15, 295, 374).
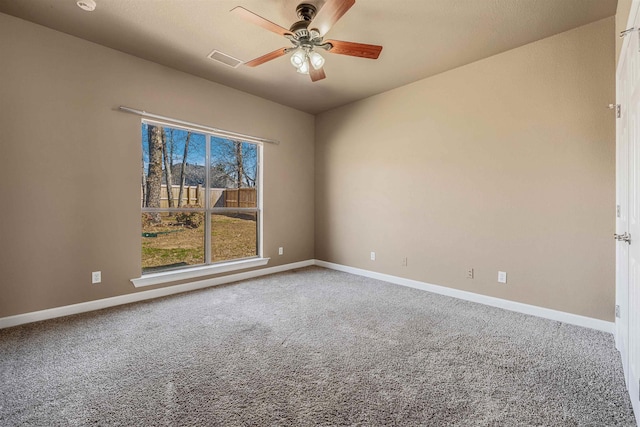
(617, 31, 630, 383)
(628, 14, 640, 416)
(618, 4, 640, 421)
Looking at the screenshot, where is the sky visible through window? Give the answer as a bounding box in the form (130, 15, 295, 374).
(141, 123, 257, 191)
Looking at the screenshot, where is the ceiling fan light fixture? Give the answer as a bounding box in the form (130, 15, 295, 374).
(290, 49, 306, 68)
(233, 0, 382, 83)
(308, 51, 325, 70)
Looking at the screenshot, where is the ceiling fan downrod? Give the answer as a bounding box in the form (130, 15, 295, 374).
(296, 3, 317, 21)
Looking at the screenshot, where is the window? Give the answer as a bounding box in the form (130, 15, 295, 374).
(140, 121, 261, 275)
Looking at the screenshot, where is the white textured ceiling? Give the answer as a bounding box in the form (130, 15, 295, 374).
(0, 0, 617, 114)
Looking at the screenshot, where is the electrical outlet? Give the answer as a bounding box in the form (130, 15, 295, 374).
(466, 268, 474, 279)
(92, 271, 101, 284)
(498, 271, 507, 284)
(402, 257, 408, 267)
(370, 251, 376, 261)
(278, 247, 283, 256)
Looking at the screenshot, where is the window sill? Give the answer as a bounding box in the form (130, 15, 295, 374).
(130, 258, 270, 288)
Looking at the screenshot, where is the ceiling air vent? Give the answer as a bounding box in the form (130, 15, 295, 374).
(207, 50, 243, 68)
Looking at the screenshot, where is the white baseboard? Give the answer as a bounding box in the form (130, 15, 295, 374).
(0, 260, 314, 329)
(313, 260, 614, 334)
(0, 258, 614, 334)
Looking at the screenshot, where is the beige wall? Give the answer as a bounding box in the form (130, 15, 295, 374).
(0, 13, 315, 317)
(315, 18, 616, 321)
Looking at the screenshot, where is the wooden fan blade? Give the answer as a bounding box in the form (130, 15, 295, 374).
(244, 48, 288, 67)
(231, 6, 292, 37)
(309, 0, 355, 36)
(324, 40, 382, 59)
(310, 66, 326, 82)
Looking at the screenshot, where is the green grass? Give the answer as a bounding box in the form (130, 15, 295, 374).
(142, 213, 256, 273)
(142, 247, 202, 262)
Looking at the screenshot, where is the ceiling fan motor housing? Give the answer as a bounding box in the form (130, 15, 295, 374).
(291, 5, 324, 44)
(290, 3, 320, 40)
(290, 20, 310, 38)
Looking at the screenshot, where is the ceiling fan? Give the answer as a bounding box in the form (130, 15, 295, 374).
(231, 0, 383, 82)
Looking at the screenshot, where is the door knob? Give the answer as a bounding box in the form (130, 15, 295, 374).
(615, 232, 632, 244)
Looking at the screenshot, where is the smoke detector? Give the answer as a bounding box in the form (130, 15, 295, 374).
(77, 0, 96, 12)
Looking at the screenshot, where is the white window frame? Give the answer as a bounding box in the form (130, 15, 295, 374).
(131, 119, 268, 288)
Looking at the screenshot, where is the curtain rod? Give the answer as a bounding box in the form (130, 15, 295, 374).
(118, 106, 280, 145)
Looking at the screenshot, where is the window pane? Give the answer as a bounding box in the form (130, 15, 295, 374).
(211, 212, 257, 262)
(140, 122, 261, 275)
(142, 212, 205, 273)
(210, 137, 258, 208)
(141, 123, 206, 209)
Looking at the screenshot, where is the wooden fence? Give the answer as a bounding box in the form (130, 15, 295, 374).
(223, 188, 258, 208)
(142, 185, 256, 208)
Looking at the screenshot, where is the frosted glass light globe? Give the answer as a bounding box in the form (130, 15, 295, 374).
(297, 59, 310, 75)
(308, 51, 325, 70)
(290, 50, 306, 68)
